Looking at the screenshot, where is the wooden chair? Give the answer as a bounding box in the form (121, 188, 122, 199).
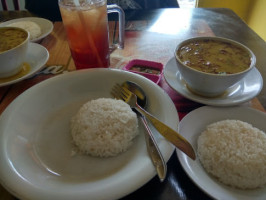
(1, 0, 20, 10)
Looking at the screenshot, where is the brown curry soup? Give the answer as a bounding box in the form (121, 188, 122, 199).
(0, 27, 28, 53)
(176, 39, 251, 74)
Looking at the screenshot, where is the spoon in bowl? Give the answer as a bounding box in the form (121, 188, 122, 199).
(122, 81, 167, 182)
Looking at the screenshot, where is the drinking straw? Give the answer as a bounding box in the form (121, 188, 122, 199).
(73, 0, 104, 67)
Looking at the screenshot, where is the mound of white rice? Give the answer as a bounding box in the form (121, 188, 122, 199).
(8, 21, 41, 40)
(197, 119, 266, 189)
(70, 98, 139, 157)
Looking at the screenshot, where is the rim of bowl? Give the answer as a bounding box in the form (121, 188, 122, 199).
(0, 27, 29, 54)
(174, 36, 256, 77)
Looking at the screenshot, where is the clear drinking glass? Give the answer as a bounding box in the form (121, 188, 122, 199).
(58, 0, 125, 69)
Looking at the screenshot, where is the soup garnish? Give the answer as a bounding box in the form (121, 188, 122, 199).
(177, 39, 251, 74)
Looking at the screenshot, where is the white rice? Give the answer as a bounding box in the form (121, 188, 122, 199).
(197, 119, 266, 189)
(8, 21, 41, 40)
(70, 98, 139, 157)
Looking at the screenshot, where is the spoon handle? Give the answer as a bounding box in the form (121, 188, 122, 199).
(141, 116, 167, 182)
(135, 104, 196, 160)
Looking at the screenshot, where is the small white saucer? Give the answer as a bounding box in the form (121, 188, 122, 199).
(0, 43, 49, 87)
(163, 57, 263, 106)
(0, 17, 53, 42)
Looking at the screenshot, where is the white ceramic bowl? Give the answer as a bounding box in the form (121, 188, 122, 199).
(175, 37, 256, 97)
(0, 27, 29, 78)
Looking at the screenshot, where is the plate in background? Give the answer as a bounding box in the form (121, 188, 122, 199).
(0, 17, 53, 42)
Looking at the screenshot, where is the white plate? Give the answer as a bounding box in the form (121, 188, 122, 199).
(177, 106, 266, 200)
(0, 42, 49, 87)
(0, 17, 53, 42)
(164, 57, 263, 106)
(0, 69, 176, 200)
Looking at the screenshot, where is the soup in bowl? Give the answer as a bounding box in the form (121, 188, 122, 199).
(175, 37, 256, 97)
(0, 27, 29, 78)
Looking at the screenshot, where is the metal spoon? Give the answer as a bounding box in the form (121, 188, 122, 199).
(122, 81, 167, 182)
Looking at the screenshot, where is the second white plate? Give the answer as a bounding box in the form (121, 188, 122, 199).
(164, 57, 263, 106)
(177, 106, 266, 200)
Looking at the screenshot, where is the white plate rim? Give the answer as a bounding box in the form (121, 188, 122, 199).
(0, 17, 54, 42)
(0, 42, 49, 87)
(176, 106, 266, 200)
(163, 57, 263, 106)
(0, 68, 177, 200)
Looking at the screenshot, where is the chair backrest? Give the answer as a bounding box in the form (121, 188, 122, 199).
(1, 0, 20, 11)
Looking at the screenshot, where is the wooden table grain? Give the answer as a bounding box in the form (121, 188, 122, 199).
(0, 8, 265, 200)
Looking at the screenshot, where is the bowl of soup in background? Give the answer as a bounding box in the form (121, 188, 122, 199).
(175, 37, 256, 97)
(0, 27, 29, 78)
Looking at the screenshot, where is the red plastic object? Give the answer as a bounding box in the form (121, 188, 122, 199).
(123, 59, 163, 84)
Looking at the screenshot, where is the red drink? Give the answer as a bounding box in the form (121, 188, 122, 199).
(59, 1, 110, 69)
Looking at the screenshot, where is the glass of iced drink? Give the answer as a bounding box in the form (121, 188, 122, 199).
(58, 0, 124, 69)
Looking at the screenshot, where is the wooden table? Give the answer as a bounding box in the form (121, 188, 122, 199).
(0, 8, 265, 200)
